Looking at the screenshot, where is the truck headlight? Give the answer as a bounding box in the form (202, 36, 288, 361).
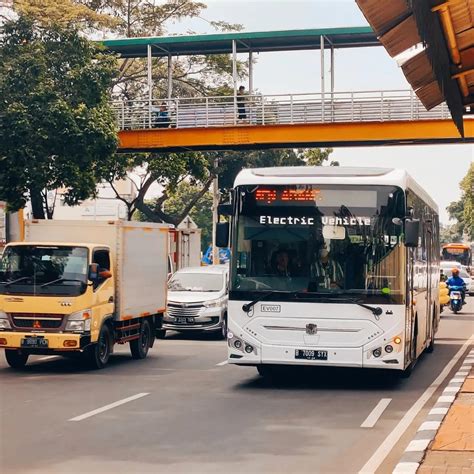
(204, 297, 225, 308)
(65, 310, 91, 332)
(0, 310, 11, 330)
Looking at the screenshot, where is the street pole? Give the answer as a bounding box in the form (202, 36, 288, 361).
(212, 158, 219, 265)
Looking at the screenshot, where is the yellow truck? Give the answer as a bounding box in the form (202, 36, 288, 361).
(0, 220, 168, 369)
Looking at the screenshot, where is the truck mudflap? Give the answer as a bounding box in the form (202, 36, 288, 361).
(0, 332, 91, 352)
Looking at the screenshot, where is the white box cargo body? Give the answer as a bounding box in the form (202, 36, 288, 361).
(25, 220, 168, 321)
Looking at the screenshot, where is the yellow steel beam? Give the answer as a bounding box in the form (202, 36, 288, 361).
(118, 120, 473, 152)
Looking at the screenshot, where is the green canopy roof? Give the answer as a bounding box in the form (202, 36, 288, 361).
(101, 27, 378, 58)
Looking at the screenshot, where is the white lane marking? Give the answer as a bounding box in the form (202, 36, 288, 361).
(216, 360, 228, 366)
(358, 335, 474, 474)
(37, 356, 59, 361)
(360, 398, 392, 428)
(69, 393, 150, 422)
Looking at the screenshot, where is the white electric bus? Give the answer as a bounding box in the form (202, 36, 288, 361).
(217, 167, 440, 377)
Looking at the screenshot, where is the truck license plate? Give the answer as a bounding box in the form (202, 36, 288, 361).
(295, 349, 328, 361)
(21, 337, 49, 348)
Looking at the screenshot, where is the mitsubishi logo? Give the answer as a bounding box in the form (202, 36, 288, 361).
(306, 323, 318, 335)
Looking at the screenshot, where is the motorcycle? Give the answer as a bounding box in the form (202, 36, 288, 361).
(449, 285, 464, 314)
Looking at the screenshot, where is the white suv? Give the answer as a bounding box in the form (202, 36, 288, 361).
(162, 265, 229, 339)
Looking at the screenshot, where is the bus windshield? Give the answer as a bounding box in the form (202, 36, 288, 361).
(0, 245, 88, 296)
(231, 184, 406, 303)
(441, 244, 471, 267)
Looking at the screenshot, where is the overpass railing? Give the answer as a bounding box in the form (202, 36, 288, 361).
(112, 90, 449, 130)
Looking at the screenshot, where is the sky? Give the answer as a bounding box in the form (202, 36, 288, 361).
(164, 0, 473, 224)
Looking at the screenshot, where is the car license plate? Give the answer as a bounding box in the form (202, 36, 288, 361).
(21, 337, 48, 348)
(176, 317, 195, 324)
(295, 349, 328, 361)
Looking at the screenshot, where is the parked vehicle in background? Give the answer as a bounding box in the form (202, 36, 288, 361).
(162, 265, 229, 339)
(439, 280, 450, 313)
(0, 220, 168, 369)
(458, 268, 472, 294)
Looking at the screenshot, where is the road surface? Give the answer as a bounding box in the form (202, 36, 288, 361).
(1, 299, 472, 474)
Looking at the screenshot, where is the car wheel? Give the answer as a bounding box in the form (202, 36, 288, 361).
(220, 314, 228, 340)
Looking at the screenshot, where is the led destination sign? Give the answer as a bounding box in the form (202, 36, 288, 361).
(255, 188, 320, 204)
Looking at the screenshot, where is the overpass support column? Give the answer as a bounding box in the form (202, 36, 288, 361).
(249, 50, 254, 93)
(167, 54, 173, 99)
(320, 35, 325, 121)
(147, 44, 153, 127)
(232, 39, 237, 124)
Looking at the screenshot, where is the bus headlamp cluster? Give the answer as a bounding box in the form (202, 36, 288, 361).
(228, 332, 256, 354)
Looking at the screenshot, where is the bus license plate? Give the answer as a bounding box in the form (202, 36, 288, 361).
(295, 349, 328, 361)
(21, 337, 49, 348)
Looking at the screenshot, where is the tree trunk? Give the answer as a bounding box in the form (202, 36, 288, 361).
(30, 188, 45, 219)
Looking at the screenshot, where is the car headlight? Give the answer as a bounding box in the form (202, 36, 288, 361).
(204, 297, 225, 308)
(0, 310, 11, 330)
(65, 310, 91, 332)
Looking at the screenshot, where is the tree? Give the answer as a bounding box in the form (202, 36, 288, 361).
(447, 163, 474, 240)
(0, 16, 119, 218)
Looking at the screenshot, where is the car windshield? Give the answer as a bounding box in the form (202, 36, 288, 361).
(0, 245, 88, 296)
(231, 184, 406, 304)
(168, 273, 224, 292)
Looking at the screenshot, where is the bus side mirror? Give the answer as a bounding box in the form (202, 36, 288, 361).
(88, 263, 99, 281)
(216, 222, 229, 248)
(404, 219, 420, 248)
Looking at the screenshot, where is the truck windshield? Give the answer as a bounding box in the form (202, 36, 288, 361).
(0, 245, 88, 296)
(231, 184, 406, 304)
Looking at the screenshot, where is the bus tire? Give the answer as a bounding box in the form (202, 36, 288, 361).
(85, 324, 112, 369)
(426, 311, 436, 353)
(257, 365, 274, 378)
(5, 349, 29, 369)
(130, 319, 151, 360)
(402, 320, 418, 378)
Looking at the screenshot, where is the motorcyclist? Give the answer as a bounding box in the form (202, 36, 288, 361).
(446, 268, 466, 305)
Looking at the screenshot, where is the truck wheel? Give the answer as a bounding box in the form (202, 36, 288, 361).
(85, 324, 112, 369)
(130, 319, 151, 359)
(5, 349, 29, 369)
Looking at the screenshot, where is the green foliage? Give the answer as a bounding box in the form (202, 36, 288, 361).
(447, 163, 474, 240)
(0, 16, 119, 218)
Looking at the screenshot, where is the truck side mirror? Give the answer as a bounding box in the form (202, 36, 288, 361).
(215, 222, 229, 248)
(88, 263, 99, 281)
(404, 219, 420, 248)
(99, 270, 112, 279)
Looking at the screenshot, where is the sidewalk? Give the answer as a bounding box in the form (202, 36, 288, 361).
(417, 353, 474, 473)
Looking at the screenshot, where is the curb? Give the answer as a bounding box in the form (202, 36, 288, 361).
(393, 347, 474, 474)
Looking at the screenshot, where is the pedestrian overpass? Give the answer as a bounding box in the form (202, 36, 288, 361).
(102, 28, 474, 152)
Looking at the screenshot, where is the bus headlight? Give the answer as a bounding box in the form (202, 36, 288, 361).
(0, 311, 11, 330)
(65, 310, 91, 332)
(372, 348, 382, 358)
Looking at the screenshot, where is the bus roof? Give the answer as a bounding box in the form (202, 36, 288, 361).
(234, 167, 438, 212)
(442, 243, 470, 249)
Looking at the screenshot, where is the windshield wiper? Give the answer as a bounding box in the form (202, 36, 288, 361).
(242, 290, 294, 313)
(294, 293, 383, 317)
(40, 278, 85, 288)
(3, 277, 31, 287)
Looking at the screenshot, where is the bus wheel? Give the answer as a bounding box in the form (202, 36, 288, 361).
(85, 324, 112, 369)
(426, 313, 436, 353)
(257, 365, 274, 378)
(5, 349, 29, 369)
(130, 319, 151, 360)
